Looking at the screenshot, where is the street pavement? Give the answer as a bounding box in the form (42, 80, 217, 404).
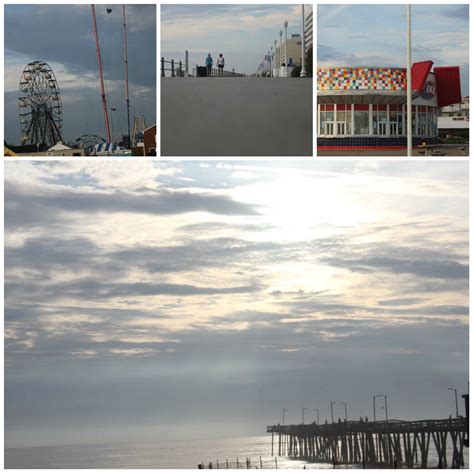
(161, 77, 313, 156)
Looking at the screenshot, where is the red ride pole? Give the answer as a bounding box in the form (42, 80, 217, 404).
(123, 5, 131, 147)
(91, 4, 111, 143)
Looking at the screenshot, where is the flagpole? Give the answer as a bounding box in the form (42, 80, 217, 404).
(406, 4, 412, 156)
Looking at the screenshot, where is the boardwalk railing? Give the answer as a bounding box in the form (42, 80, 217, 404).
(192, 66, 245, 78)
(267, 417, 468, 468)
(161, 52, 245, 78)
(161, 57, 185, 77)
(198, 457, 278, 469)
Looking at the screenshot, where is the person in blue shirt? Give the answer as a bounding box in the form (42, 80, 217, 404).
(205, 54, 213, 77)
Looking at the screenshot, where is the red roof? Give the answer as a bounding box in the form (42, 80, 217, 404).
(434, 67, 462, 107)
(411, 61, 433, 93)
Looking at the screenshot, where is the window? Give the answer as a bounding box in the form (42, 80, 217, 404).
(319, 110, 326, 135)
(354, 111, 369, 134)
(335, 108, 352, 135)
(373, 109, 388, 135)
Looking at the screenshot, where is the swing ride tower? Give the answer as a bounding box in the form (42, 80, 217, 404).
(91, 4, 111, 143)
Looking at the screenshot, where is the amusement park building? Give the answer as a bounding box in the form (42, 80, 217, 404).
(317, 61, 462, 149)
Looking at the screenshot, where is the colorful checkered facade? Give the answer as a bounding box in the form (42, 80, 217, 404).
(318, 67, 406, 91)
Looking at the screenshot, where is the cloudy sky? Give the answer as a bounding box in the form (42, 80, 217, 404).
(5, 161, 468, 449)
(318, 4, 469, 95)
(4, 4, 156, 146)
(161, 4, 306, 75)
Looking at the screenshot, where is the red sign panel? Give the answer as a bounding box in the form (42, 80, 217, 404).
(411, 61, 433, 93)
(434, 67, 462, 107)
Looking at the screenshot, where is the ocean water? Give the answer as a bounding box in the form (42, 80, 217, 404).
(5, 435, 469, 469)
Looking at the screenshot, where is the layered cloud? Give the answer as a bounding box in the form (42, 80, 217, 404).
(161, 4, 306, 74)
(318, 4, 469, 95)
(5, 161, 469, 447)
(4, 4, 156, 144)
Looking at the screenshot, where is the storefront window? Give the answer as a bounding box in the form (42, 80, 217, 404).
(336, 109, 351, 135)
(354, 111, 369, 134)
(419, 111, 427, 136)
(319, 110, 326, 136)
(373, 109, 388, 135)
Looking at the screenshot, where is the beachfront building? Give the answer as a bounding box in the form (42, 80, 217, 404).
(280, 35, 303, 69)
(257, 35, 302, 77)
(438, 96, 469, 140)
(317, 61, 462, 150)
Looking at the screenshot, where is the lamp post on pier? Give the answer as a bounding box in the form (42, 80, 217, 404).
(373, 394, 388, 422)
(284, 20, 288, 76)
(313, 408, 320, 425)
(340, 402, 348, 421)
(330, 401, 336, 424)
(302, 407, 307, 424)
(282, 408, 287, 425)
(449, 387, 459, 418)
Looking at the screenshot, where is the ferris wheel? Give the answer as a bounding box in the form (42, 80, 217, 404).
(18, 61, 63, 147)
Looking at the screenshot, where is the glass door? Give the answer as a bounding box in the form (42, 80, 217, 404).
(325, 122, 334, 136)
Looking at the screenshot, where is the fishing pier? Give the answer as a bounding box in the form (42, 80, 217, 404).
(268, 417, 468, 468)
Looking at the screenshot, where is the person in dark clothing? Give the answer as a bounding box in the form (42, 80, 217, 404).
(205, 54, 213, 77)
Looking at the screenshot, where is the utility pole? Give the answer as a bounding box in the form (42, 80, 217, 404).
(406, 4, 412, 156)
(91, 5, 111, 143)
(122, 5, 131, 148)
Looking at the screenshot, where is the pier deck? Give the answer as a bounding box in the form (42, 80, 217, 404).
(267, 417, 468, 468)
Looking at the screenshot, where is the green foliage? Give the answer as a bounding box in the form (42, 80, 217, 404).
(291, 66, 302, 77)
(306, 47, 313, 78)
(290, 47, 313, 78)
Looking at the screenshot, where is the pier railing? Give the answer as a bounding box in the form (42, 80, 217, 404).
(198, 457, 278, 469)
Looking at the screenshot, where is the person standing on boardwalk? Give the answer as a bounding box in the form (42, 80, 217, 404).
(217, 53, 225, 76)
(205, 54, 213, 77)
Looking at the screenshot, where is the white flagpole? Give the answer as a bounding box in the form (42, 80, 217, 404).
(406, 4, 412, 156)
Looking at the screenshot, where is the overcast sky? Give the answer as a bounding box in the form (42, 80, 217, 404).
(5, 161, 468, 449)
(161, 4, 306, 75)
(4, 4, 156, 145)
(318, 4, 469, 95)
